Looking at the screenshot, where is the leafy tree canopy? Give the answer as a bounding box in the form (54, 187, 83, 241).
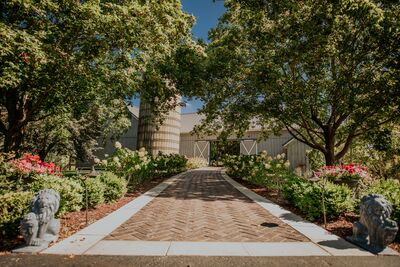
(0, 0, 199, 155)
(196, 0, 400, 165)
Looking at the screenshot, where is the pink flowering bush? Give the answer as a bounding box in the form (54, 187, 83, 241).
(314, 164, 369, 186)
(10, 154, 60, 176)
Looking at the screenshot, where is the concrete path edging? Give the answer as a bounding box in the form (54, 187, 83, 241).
(84, 240, 330, 256)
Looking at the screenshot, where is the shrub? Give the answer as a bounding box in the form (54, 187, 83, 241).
(99, 172, 127, 203)
(282, 176, 354, 221)
(153, 153, 187, 177)
(29, 175, 83, 215)
(281, 175, 309, 204)
(100, 144, 187, 186)
(314, 164, 369, 188)
(100, 145, 152, 183)
(223, 151, 290, 189)
(186, 157, 209, 169)
(366, 179, 400, 224)
(0, 152, 30, 193)
(0, 191, 33, 238)
(80, 177, 105, 208)
(9, 154, 60, 176)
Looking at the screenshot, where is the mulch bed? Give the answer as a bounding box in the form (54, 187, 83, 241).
(232, 176, 400, 254)
(0, 176, 166, 254)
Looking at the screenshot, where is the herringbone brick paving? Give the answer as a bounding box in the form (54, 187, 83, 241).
(106, 169, 309, 242)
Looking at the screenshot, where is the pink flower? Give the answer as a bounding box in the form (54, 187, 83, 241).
(10, 154, 61, 176)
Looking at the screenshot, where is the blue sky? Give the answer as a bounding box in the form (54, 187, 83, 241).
(181, 0, 225, 42)
(132, 0, 225, 113)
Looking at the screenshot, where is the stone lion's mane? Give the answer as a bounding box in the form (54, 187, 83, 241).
(360, 194, 393, 224)
(31, 189, 60, 223)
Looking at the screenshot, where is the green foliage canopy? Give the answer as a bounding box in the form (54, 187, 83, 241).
(197, 0, 400, 165)
(0, 0, 197, 154)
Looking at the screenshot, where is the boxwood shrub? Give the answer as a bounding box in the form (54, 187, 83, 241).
(99, 171, 127, 203)
(282, 175, 354, 220)
(81, 177, 106, 208)
(29, 175, 84, 215)
(0, 191, 33, 237)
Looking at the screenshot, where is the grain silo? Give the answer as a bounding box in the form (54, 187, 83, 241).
(137, 97, 181, 155)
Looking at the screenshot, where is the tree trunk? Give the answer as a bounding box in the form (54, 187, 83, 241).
(323, 151, 336, 166)
(38, 150, 47, 162)
(323, 129, 336, 166)
(3, 126, 25, 156)
(3, 90, 30, 155)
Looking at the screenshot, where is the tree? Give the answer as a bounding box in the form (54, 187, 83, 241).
(21, 99, 131, 161)
(197, 0, 400, 165)
(1, 0, 195, 154)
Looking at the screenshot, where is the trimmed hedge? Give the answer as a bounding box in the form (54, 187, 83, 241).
(99, 172, 127, 203)
(29, 175, 84, 215)
(282, 175, 354, 220)
(0, 191, 33, 238)
(81, 177, 105, 208)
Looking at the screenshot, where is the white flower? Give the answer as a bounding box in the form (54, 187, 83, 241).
(276, 154, 282, 160)
(135, 164, 141, 170)
(93, 158, 100, 164)
(284, 162, 290, 168)
(114, 141, 122, 149)
(281, 153, 286, 158)
(276, 163, 281, 168)
(139, 147, 146, 152)
(104, 154, 109, 158)
(113, 156, 119, 162)
(264, 163, 271, 169)
(138, 151, 146, 158)
(101, 159, 107, 165)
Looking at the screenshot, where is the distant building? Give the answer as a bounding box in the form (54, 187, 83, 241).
(96, 106, 309, 170)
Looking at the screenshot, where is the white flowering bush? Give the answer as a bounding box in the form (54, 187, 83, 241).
(100, 143, 187, 187)
(223, 151, 291, 189)
(186, 157, 209, 169)
(100, 144, 152, 184)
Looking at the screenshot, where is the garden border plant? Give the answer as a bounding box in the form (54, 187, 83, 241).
(1, 147, 189, 250)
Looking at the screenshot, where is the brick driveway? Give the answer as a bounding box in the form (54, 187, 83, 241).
(106, 169, 308, 242)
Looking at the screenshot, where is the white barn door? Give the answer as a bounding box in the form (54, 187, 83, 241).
(240, 139, 258, 155)
(194, 141, 210, 164)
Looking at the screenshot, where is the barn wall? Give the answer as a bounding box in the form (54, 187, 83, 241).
(179, 133, 197, 158)
(254, 131, 292, 157)
(179, 130, 293, 159)
(286, 139, 310, 171)
(94, 114, 139, 159)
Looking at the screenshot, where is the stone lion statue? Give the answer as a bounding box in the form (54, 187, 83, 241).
(351, 194, 398, 252)
(20, 189, 61, 246)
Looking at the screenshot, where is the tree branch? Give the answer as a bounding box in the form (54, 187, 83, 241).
(310, 106, 325, 129)
(285, 124, 326, 152)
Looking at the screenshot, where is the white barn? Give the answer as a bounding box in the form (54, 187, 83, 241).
(97, 107, 309, 170)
